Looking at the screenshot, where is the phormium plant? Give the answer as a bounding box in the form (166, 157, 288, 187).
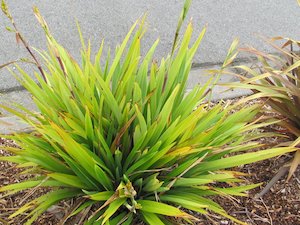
(225, 37, 300, 181)
(0, 1, 296, 224)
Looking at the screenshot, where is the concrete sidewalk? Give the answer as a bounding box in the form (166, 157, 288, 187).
(0, 0, 299, 90)
(0, 62, 251, 113)
(0, 0, 299, 133)
(0, 63, 253, 134)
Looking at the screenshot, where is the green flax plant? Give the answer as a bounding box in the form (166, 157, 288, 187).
(0, 1, 296, 224)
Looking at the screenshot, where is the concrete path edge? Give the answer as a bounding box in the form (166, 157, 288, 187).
(0, 64, 252, 134)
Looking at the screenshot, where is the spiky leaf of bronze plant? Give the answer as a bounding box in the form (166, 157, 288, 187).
(225, 37, 300, 180)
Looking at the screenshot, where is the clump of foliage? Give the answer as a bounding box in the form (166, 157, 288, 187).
(0, 1, 296, 224)
(226, 37, 300, 180)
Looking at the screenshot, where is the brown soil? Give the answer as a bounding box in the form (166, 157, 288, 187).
(0, 138, 60, 225)
(203, 148, 300, 225)
(0, 129, 299, 224)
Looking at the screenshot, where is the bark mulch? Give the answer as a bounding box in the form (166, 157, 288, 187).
(0, 135, 299, 224)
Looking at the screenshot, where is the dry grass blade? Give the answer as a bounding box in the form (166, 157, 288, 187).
(287, 149, 300, 181)
(0, 60, 18, 69)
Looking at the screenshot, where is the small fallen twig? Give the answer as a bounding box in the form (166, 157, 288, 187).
(259, 197, 273, 225)
(255, 165, 289, 198)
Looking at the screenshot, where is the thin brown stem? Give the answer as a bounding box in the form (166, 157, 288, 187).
(2, 0, 47, 83)
(14, 30, 47, 83)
